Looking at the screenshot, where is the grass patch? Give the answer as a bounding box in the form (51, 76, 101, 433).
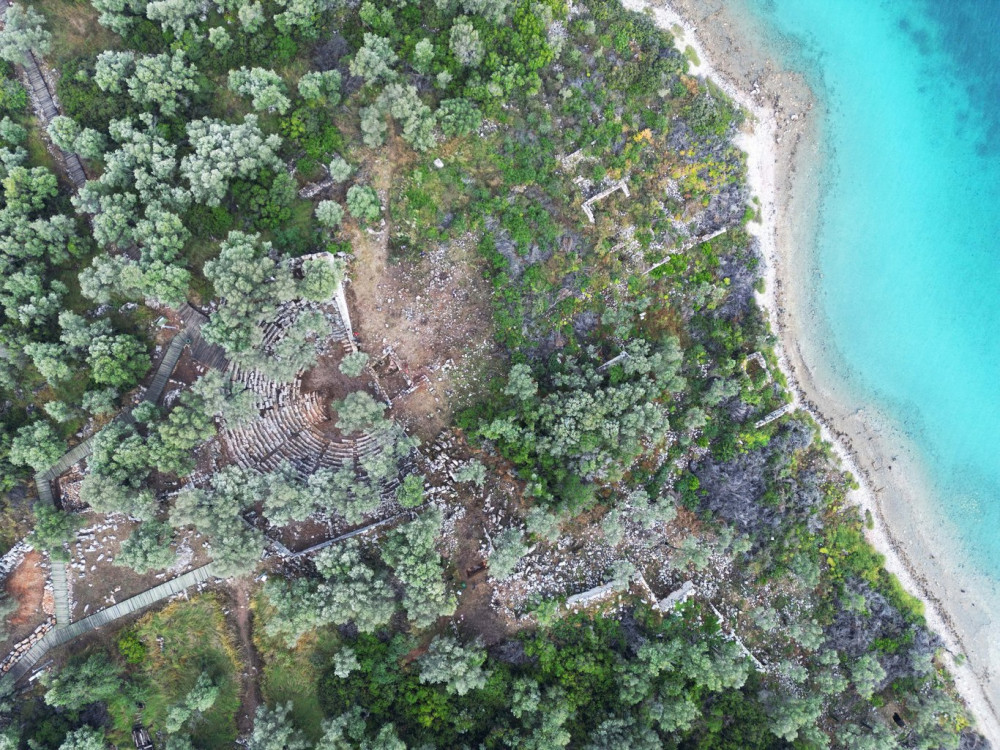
(34, 0, 121, 67)
(109, 595, 242, 748)
(253, 595, 341, 743)
(23, 124, 59, 175)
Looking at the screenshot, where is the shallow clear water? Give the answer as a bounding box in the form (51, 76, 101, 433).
(741, 1, 1000, 570)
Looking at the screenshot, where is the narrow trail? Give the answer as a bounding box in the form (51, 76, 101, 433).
(0, 0, 86, 189)
(0, 306, 228, 685)
(233, 579, 262, 734)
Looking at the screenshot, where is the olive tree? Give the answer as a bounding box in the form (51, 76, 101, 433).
(181, 116, 282, 206)
(248, 704, 309, 750)
(208, 26, 231, 51)
(412, 38, 434, 73)
(169, 468, 266, 578)
(297, 70, 341, 105)
(315, 200, 344, 229)
(47, 116, 106, 159)
(116, 521, 175, 573)
(127, 51, 200, 115)
(489, 527, 528, 580)
(332, 391, 388, 434)
(349, 33, 397, 85)
(851, 654, 887, 700)
(9, 421, 63, 472)
(57, 727, 105, 750)
(378, 82, 436, 151)
(449, 17, 483, 67)
(454, 459, 486, 486)
(359, 105, 387, 148)
(264, 541, 395, 646)
(327, 156, 352, 182)
(44, 654, 121, 709)
(381, 508, 456, 628)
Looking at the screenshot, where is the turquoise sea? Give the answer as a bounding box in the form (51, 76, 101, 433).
(739, 1, 1000, 573)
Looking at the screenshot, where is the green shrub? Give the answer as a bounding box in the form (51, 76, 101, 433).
(118, 630, 148, 664)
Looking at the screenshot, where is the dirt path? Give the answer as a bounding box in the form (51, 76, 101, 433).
(233, 579, 263, 735)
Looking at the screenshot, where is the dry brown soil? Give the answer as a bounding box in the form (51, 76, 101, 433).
(1, 551, 48, 650)
(343, 146, 501, 444)
(231, 578, 262, 735)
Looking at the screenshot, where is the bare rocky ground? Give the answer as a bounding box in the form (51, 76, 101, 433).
(64, 511, 212, 619)
(345, 149, 503, 444)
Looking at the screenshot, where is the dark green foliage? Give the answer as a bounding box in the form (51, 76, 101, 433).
(231, 170, 297, 232)
(57, 57, 138, 130)
(185, 204, 234, 240)
(683, 88, 740, 137)
(0, 78, 27, 117)
(315, 609, 778, 748)
(278, 106, 343, 161)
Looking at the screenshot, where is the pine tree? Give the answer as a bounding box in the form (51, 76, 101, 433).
(44, 654, 121, 709)
(116, 521, 175, 573)
(0, 3, 51, 62)
(418, 635, 490, 695)
(248, 704, 309, 750)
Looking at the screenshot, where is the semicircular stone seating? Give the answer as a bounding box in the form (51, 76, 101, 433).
(220, 300, 396, 487)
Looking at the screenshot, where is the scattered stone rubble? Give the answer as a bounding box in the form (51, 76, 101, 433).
(0, 540, 31, 585)
(0, 618, 54, 674)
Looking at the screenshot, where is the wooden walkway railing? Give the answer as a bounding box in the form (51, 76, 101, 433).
(49, 561, 70, 628)
(0, 564, 216, 689)
(0, 0, 86, 189)
(25, 311, 227, 636)
(21, 50, 85, 188)
(144, 330, 190, 406)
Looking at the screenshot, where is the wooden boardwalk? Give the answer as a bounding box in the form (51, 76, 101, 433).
(49, 562, 70, 627)
(188, 330, 229, 370)
(178, 304, 229, 370)
(24, 308, 226, 637)
(144, 331, 190, 405)
(0, 0, 86, 190)
(0, 564, 216, 689)
(21, 51, 86, 188)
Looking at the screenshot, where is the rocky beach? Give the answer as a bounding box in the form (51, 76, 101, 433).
(622, 0, 1000, 743)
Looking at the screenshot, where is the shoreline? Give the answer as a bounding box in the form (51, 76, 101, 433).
(623, 0, 1000, 742)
